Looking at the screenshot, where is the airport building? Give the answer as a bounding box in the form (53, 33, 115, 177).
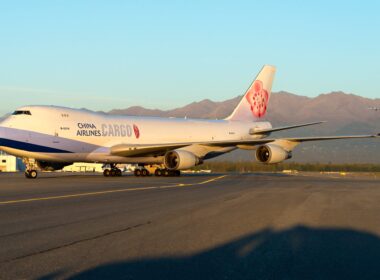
(63, 162, 104, 173)
(63, 163, 135, 173)
(0, 153, 135, 173)
(0, 151, 24, 172)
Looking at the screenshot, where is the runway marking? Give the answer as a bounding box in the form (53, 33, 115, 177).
(159, 175, 227, 189)
(293, 173, 348, 180)
(0, 175, 227, 205)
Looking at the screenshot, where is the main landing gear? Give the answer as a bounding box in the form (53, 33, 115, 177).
(134, 168, 150, 177)
(153, 169, 181, 177)
(133, 167, 180, 177)
(103, 164, 122, 177)
(23, 158, 38, 179)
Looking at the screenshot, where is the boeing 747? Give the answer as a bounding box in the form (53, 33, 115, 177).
(0, 66, 376, 178)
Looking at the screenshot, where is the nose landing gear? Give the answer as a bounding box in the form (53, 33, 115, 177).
(25, 169, 38, 179)
(23, 158, 38, 179)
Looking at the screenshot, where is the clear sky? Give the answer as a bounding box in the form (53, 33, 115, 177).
(0, 0, 379, 116)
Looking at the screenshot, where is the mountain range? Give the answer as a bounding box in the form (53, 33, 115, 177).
(1, 91, 380, 163)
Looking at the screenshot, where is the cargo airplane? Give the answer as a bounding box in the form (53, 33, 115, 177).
(0, 65, 376, 178)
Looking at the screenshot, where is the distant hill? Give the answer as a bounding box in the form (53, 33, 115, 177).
(108, 97, 242, 119)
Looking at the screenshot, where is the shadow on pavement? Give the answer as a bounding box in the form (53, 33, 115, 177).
(44, 225, 380, 279)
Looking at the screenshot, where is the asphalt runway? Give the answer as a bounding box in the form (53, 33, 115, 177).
(0, 172, 380, 280)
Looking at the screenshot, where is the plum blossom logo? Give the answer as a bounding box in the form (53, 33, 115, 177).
(245, 80, 269, 118)
(133, 124, 140, 139)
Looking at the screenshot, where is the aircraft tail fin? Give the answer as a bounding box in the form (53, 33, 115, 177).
(226, 65, 276, 121)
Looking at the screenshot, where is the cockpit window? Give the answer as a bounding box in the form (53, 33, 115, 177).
(12, 110, 32, 115)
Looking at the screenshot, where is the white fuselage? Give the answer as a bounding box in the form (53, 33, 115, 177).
(0, 106, 271, 164)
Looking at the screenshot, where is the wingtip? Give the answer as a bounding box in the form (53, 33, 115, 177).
(311, 121, 326, 125)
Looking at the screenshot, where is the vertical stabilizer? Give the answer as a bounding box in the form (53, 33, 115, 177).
(226, 65, 276, 121)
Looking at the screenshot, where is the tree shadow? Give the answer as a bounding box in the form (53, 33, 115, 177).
(54, 226, 380, 279)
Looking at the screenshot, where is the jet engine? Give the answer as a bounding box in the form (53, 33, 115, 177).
(36, 161, 72, 171)
(164, 150, 201, 170)
(255, 144, 292, 164)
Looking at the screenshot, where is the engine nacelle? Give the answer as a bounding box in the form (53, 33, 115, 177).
(255, 144, 292, 164)
(36, 161, 72, 171)
(164, 150, 201, 170)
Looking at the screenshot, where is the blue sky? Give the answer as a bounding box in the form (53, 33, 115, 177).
(0, 0, 379, 115)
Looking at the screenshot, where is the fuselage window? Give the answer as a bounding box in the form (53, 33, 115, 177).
(12, 110, 32, 115)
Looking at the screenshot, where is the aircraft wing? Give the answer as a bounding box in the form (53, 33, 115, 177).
(249, 121, 325, 135)
(277, 135, 377, 143)
(110, 134, 376, 157)
(213, 134, 377, 147)
(110, 143, 191, 157)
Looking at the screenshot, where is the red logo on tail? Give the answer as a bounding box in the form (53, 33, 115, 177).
(245, 80, 269, 118)
(133, 124, 140, 139)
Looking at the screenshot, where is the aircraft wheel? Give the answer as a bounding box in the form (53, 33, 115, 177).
(103, 169, 110, 177)
(116, 169, 122, 177)
(155, 169, 162, 176)
(141, 169, 149, 177)
(175, 170, 181, 177)
(134, 169, 141, 177)
(28, 170, 38, 179)
(110, 169, 116, 177)
(163, 169, 170, 177)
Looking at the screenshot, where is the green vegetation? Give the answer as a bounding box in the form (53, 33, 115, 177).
(193, 161, 380, 173)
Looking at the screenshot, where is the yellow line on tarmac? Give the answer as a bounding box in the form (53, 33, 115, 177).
(0, 175, 227, 205)
(198, 175, 227, 184)
(159, 175, 227, 189)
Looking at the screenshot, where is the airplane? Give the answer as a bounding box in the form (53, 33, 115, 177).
(0, 65, 377, 179)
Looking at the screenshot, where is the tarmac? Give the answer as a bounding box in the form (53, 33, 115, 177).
(0, 171, 380, 279)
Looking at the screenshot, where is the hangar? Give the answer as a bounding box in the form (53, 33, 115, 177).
(0, 151, 24, 172)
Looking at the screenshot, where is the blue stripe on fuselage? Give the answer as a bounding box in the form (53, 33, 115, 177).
(0, 138, 73, 153)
